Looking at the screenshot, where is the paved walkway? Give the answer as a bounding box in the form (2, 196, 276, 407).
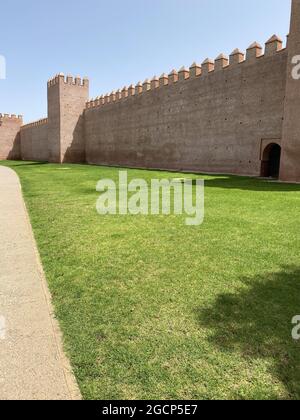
(0, 166, 81, 400)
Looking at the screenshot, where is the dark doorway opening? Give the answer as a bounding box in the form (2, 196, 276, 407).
(261, 143, 281, 178)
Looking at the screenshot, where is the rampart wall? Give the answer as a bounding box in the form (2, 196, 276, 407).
(84, 38, 287, 176)
(20, 118, 49, 162)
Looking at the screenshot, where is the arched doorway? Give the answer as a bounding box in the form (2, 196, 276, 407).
(261, 143, 281, 178)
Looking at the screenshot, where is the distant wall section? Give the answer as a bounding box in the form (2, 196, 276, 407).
(20, 118, 49, 162)
(0, 114, 22, 160)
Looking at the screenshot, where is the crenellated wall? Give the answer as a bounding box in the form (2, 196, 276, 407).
(0, 114, 23, 160)
(84, 36, 287, 176)
(1, 0, 300, 182)
(20, 118, 49, 162)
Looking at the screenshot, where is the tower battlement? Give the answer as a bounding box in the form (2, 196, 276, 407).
(47, 73, 89, 88)
(0, 114, 23, 122)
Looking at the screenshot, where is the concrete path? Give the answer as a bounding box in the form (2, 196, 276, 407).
(0, 166, 81, 400)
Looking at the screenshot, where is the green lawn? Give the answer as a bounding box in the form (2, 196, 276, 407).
(1, 160, 300, 400)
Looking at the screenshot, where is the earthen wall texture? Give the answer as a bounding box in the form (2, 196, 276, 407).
(21, 122, 49, 162)
(60, 81, 89, 163)
(280, 0, 300, 182)
(85, 51, 287, 176)
(0, 116, 22, 160)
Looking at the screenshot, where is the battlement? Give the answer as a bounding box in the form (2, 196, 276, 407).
(0, 113, 23, 122)
(21, 118, 48, 130)
(47, 73, 89, 88)
(85, 34, 286, 110)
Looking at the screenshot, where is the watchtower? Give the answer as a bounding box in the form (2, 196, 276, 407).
(47, 74, 89, 163)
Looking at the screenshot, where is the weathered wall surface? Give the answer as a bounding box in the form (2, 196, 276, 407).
(85, 47, 287, 176)
(0, 114, 22, 160)
(20, 119, 49, 162)
(281, 0, 300, 182)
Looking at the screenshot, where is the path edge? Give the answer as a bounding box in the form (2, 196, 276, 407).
(14, 168, 82, 401)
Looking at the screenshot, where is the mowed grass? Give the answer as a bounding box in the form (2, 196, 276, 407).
(1, 160, 300, 400)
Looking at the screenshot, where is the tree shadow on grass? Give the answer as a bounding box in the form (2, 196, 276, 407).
(197, 265, 300, 399)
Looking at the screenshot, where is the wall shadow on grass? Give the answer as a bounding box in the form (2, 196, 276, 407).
(3, 161, 48, 167)
(197, 265, 300, 399)
(203, 176, 300, 193)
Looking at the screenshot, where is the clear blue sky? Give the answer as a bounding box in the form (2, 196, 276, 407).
(0, 0, 291, 123)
